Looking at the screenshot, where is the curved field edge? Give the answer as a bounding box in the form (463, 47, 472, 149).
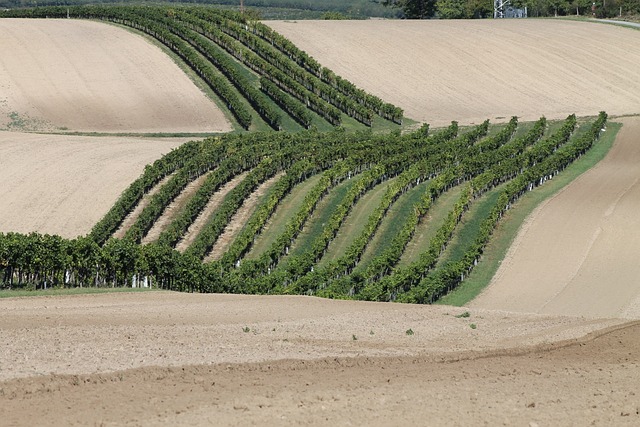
(111, 21, 244, 133)
(0, 7, 406, 133)
(266, 19, 640, 127)
(437, 120, 622, 307)
(0, 18, 231, 134)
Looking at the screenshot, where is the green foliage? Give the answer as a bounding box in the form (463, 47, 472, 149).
(0, 114, 608, 296)
(0, 7, 611, 303)
(382, 0, 438, 18)
(0, 5, 404, 131)
(321, 11, 349, 19)
(437, 0, 467, 18)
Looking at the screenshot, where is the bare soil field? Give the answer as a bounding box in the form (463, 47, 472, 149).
(0, 131, 187, 238)
(2, 292, 639, 426)
(472, 117, 640, 319)
(3, 16, 640, 427)
(267, 19, 640, 126)
(0, 19, 231, 133)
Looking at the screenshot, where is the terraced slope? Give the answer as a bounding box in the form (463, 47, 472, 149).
(0, 112, 611, 304)
(268, 19, 640, 126)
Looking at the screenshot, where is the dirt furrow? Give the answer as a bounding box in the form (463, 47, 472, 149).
(175, 172, 249, 252)
(204, 172, 284, 262)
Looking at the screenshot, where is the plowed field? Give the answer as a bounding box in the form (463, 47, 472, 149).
(268, 19, 640, 126)
(0, 19, 231, 133)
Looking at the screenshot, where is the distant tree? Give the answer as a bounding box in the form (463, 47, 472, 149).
(571, 0, 592, 15)
(464, 0, 492, 17)
(621, 0, 640, 14)
(321, 11, 349, 19)
(380, 0, 438, 18)
(437, 0, 467, 17)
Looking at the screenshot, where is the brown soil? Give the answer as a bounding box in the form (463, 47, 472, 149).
(176, 172, 249, 252)
(472, 117, 640, 319)
(113, 174, 175, 239)
(0, 132, 187, 238)
(0, 19, 231, 133)
(142, 173, 212, 245)
(0, 292, 637, 426)
(267, 19, 640, 126)
(205, 172, 284, 262)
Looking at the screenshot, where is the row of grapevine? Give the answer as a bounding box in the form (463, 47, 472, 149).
(0, 114, 607, 296)
(181, 7, 402, 124)
(400, 112, 607, 303)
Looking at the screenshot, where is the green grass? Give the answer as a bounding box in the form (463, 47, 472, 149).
(319, 176, 398, 266)
(398, 185, 463, 266)
(436, 121, 621, 306)
(435, 184, 506, 269)
(355, 180, 429, 271)
(211, 172, 285, 257)
(286, 175, 362, 259)
(0, 287, 164, 299)
(245, 173, 323, 259)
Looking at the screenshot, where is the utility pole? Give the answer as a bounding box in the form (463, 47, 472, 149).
(240, 0, 245, 15)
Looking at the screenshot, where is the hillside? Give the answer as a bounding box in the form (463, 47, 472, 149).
(471, 116, 640, 319)
(2, 9, 640, 426)
(268, 19, 640, 126)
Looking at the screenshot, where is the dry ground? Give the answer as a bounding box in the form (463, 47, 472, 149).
(3, 18, 640, 427)
(0, 19, 230, 133)
(0, 131, 187, 238)
(1, 292, 639, 426)
(267, 19, 640, 126)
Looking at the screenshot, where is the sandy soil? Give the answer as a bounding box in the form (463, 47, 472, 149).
(267, 19, 640, 126)
(0, 292, 637, 425)
(472, 117, 640, 318)
(0, 19, 231, 133)
(0, 131, 190, 238)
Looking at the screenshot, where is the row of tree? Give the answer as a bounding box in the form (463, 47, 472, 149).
(381, 0, 638, 18)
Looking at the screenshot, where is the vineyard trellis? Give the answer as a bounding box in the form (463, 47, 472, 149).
(0, 7, 608, 303)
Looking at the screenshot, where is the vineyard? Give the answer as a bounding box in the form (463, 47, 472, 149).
(0, 105, 608, 302)
(0, 6, 403, 132)
(0, 7, 611, 303)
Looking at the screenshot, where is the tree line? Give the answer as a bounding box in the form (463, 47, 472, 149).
(382, 0, 639, 18)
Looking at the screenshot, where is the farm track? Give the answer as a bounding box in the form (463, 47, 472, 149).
(204, 172, 284, 262)
(176, 172, 249, 252)
(113, 174, 175, 239)
(142, 173, 212, 244)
